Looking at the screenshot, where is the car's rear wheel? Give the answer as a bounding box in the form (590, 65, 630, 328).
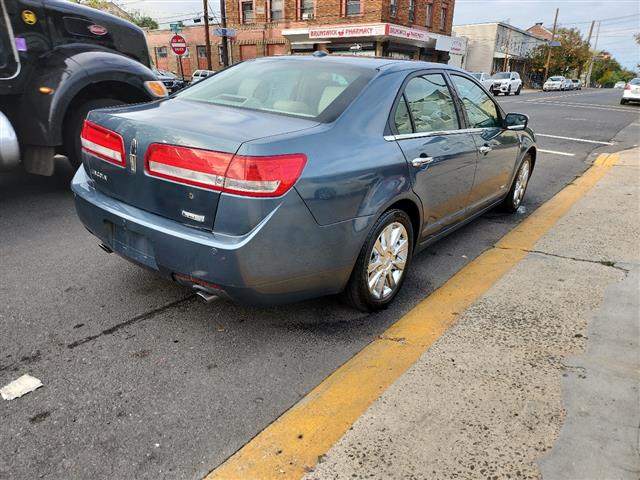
(620, 99, 628, 105)
(500, 155, 532, 213)
(64, 98, 126, 168)
(343, 209, 413, 312)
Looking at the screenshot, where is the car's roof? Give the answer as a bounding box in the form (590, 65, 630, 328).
(248, 54, 463, 74)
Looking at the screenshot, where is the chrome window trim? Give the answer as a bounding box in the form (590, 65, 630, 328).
(0, 0, 22, 81)
(384, 128, 485, 142)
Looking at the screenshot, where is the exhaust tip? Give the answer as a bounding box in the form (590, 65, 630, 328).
(98, 243, 113, 254)
(195, 289, 219, 303)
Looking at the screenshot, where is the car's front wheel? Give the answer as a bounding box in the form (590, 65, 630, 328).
(515, 85, 522, 95)
(343, 209, 413, 312)
(500, 155, 532, 213)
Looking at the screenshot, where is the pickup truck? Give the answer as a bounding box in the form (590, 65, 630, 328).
(0, 0, 167, 175)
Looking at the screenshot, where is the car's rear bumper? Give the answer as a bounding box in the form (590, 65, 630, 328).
(71, 167, 368, 306)
(623, 91, 640, 100)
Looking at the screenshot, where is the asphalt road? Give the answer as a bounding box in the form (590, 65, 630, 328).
(1, 88, 638, 480)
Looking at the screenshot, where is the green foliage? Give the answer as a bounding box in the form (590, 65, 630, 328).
(592, 55, 636, 87)
(527, 28, 591, 77)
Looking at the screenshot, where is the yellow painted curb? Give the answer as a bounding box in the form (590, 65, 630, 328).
(206, 153, 619, 480)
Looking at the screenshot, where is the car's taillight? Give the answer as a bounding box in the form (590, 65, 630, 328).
(624, 85, 631, 90)
(81, 120, 126, 166)
(223, 153, 307, 197)
(145, 144, 306, 197)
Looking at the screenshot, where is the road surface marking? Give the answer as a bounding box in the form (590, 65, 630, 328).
(537, 133, 614, 146)
(526, 101, 638, 114)
(538, 149, 576, 157)
(206, 153, 620, 480)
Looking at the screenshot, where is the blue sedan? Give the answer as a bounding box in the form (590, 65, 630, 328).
(72, 55, 536, 311)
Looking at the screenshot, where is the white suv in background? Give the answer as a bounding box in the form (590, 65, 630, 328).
(490, 72, 523, 96)
(470, 72, 494, 91)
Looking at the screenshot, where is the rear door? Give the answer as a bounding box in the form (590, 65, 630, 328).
(0, 0, 20, 80)
(390, 71, 478, 240)
(448, 73, 520, 212)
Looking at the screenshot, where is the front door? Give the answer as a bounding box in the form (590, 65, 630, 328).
(391, 72, 478, 240)
(449, 74, 520, 211)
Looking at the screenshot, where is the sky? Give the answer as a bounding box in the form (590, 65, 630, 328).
(119, 0, 640, 70)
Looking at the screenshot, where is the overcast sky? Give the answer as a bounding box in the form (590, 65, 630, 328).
(120, 0, 640, 69)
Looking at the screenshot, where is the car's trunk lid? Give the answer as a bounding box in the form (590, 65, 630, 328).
(83, 98, 319, 230)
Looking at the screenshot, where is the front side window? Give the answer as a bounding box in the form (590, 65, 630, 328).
(390, 0, 397, 17)
(408, 0, 415, 22)
(176, 59, 375, 122)
(346, 0, 360, 16)
(242, 1, 254, 23)
(426, 2, 433, 27)
(270, 0, 283, 21)
(451, 75, 500, 129)
(395, 74, 459, 134)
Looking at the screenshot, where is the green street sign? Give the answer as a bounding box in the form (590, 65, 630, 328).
(169, 22, 183, 33)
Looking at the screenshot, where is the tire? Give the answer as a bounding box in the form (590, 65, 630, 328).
(507, 85, 512, 96)
(64, 98, 126, 168)
(515, 85, 522, 95)
(620, 99, 628, 105)
(500, 155, 532, 213)
(342, 209, 414, 312)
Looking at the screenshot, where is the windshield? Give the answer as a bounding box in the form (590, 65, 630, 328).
(471, 73, 482, 80)
(0, 0, 20, 79)
(492, 73, 511, 79)
(177, 59, 375, 122)
(548, 76, 563, 81)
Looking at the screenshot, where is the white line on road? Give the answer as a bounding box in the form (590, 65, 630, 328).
(537, 133, 614, 146)
(526, 101, 639, 114)
(538, 149, 576, 157)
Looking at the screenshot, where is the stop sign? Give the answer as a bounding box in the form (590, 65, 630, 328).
(170, 34, 187, 56)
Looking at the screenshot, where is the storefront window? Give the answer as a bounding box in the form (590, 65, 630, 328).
(440, 6, 447, 31)
(197, 46, 207, 58)
(242, 1, 254, 23)
(408, 0, 415, 22)
(270, 0, 283, 21)
(345, 0, 360, 16)
(390, 0, 397, 17)
(426, 2, 433, 27)
(300, 0, 314, 19)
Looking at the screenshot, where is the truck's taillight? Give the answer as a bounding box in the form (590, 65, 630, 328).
(81, 121, 126, 166)
(145, 144, 306, 197)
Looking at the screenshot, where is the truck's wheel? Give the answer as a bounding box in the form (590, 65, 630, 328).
(64, 98, 125, 168)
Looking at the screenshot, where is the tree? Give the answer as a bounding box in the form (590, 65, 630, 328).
(527, 27, 591, 77)
(591, 53, 636, 87)
(69, 1, 158, 29)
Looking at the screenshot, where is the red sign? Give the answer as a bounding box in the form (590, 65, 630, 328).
(88, 24, 108, 36)
(170, 34, 187, 56)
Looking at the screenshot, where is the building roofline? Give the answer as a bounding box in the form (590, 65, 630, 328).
(454, 21, 546, 41)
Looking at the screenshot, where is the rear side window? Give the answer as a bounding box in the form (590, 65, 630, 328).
(177, 59, 375, 122)
(394, 73, 460, 134)
(451, 75, 500, 129)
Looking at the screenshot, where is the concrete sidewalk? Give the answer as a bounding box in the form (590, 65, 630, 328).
(305, 148, 640, 480)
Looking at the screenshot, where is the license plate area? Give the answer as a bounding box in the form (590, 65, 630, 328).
(108, 222, 158, 270)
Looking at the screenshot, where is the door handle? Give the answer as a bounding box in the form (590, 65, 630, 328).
(479, 145, 493, 155)
(411, 156, 434, 167)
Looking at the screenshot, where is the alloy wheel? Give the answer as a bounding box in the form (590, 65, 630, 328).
(367, 222, 409, 300)
(513, 160, 530, 208)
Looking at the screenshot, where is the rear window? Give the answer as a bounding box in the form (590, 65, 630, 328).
(0, 0, 20, 79)
(176, 59, 375, 122)
(630, 78, 640, 86)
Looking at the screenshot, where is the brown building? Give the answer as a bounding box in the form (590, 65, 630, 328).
(146, 0, 458, 79)
(526, 22, 553, 41)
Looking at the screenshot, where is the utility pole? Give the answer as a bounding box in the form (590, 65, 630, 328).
(203, 0, 213, 70)
(544, 8, 559, 80)
(585, 21, 601, 88)
(219, 0, 229, 67)
(579, 20, 595, 81)
(502, 27, 512, 71)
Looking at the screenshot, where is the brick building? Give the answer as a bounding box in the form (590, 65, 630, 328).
(146, 0, 459, 78)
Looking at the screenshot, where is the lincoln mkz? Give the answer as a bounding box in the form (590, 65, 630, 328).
(72, 55, 536, 311)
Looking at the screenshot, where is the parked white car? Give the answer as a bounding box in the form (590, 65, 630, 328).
(490, 72, 522, 96)
(543, 76, 565, 91)
(620, 78, 640, 104)
(571, 79, 582, 90)
(191, 69, 216, 84)
(470, 72, 494, 91)
(614, 81, 626, 89)
(562, 78, 575, 90)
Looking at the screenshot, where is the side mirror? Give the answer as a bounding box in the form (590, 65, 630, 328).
(504, 113, 529, 131)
